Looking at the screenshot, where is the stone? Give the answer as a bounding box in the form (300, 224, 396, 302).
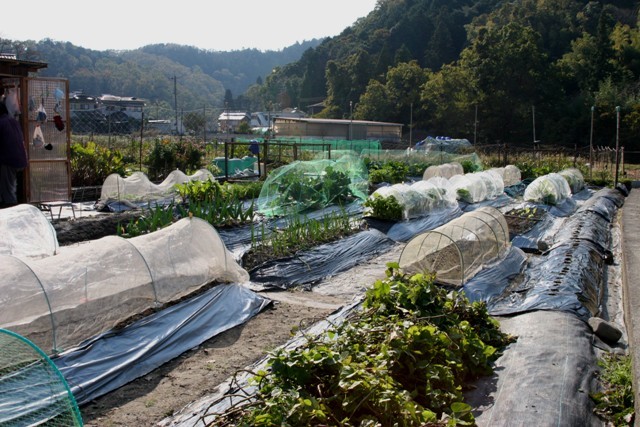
(588, 317, 623, 344)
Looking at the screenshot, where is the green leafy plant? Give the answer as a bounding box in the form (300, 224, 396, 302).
(363, 193, 404, 221)
(269, 166, 357, 214)
(591, 353, 635, 426)
(71, 141, 126, 187)
(145, 138, 205, 180)
(215, 265, 513, 426)
(367, 160, 409, 184)
(456, 188, 473, 203)
(117, 203, 176, 237)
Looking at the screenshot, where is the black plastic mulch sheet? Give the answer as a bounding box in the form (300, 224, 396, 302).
(385, 205, 463, 242)
(54, 284, 271, 406)
(553, 210, 613, 254)
(510, 208, 556, 252)
(465, 310, 602, 427)
(510, 189, 591, 252)
(462, 246, 528, 305)
(487, 239, 605, 322)
(580, 187, 626, 218)
(547, 195, 578, 217)
(268, 201, 364, 228)
(483, 188, 624, 321)
(460, 194, 514, 212)
(249, 229, 397, 290)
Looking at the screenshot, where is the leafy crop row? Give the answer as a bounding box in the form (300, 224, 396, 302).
(212, 265, 514, 426)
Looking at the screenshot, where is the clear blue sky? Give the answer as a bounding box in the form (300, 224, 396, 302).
(1, 1, 379, 52)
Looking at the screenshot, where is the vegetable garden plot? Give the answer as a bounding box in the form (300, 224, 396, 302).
(0, 217, 248, 354)
(248, 229, 397, 290)
(217, 200, 365, 260)
(484, 188, 624, 321)
(398, 207, 509, 286)
(0, 204, 59, 259)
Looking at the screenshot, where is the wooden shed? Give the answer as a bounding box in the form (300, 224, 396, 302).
(1, 56, 71, 205)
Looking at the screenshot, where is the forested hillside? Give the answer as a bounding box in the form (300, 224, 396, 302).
(256, 0, 639, 149)
(2, 0, 639, 150)
(0, 38, 320, 116)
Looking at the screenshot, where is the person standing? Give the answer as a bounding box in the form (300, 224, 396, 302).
(0, 100, 28, 208)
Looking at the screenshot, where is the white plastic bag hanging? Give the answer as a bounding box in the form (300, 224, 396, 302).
(33, 125, 45, 148)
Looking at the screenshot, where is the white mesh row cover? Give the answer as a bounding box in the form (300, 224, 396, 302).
(559, 168, 585, 194)
(0, 204, 59, 259)
(99, 169, 215, 202)
(370, 176, 457, 220)
(489, 165, 522, 187)
(523, 172, 572, 205)
(449, 170, 505, 203)
(422, 162, 464, 180)
(0, 217, 249, 354)
(399, 206, 509, 286)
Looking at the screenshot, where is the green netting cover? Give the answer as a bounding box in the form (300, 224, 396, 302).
(257, 153, 369, 217)
(398, 207, 509, 286)
(0, 329, 83, 426)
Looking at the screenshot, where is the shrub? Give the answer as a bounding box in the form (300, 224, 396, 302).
(71, 141, 126, 187)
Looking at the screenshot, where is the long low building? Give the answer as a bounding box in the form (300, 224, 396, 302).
(273, 117, 403, 142)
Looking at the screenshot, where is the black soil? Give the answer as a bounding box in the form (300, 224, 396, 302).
(53, 211, 145, 245)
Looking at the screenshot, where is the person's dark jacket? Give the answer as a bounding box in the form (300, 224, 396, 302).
(0, 103, 28, 169)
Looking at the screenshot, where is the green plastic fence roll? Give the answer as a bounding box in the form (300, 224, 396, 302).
(0, 328, 83, 426)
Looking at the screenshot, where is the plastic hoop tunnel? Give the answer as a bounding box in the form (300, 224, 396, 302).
(398, 207, 509, 286)
(0, 217, 249, 354)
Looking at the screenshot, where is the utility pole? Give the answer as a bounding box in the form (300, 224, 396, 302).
(203, 105, 207, 143)
(349, 101, 353, 141)
(172, 75, 178, 135)
(409, 102, 413, 149)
